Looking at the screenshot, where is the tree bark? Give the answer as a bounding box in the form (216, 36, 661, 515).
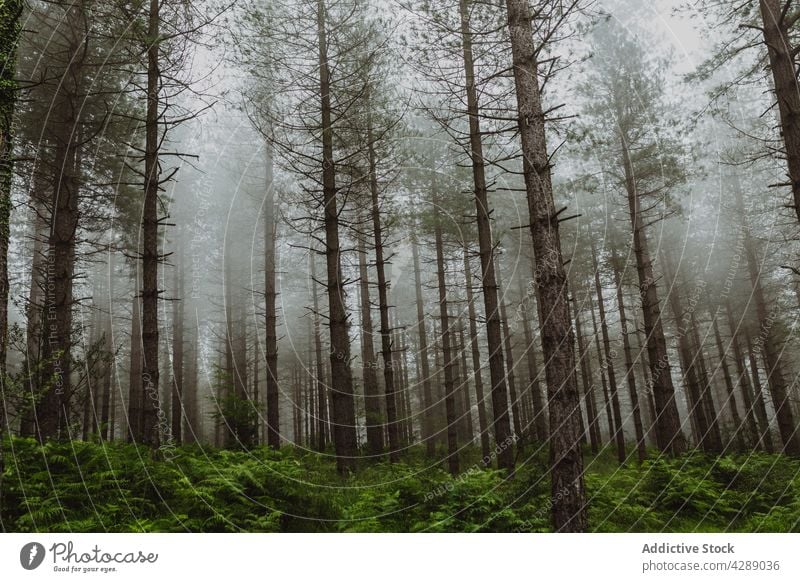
(264, 143, 280, 449)
(570, 286, 600, 453)
(591, 241, 625, 463)
(725, 299, 759, 448)
(759, 0, 800, 224)
(710, 311, 744, 451)
(171, 240, 184, 446)
(610, 248, 645, 462)
(316, 0, 357, 472)
(367, 110, 399, 462)
(588, 290, 613, 442)
(621, 138, 685, 455)
(463, 245, 491, 460)
(456, 318, 474, 443)
(746, 328, 775, 453)
(309, 249, 328, 452)
(433, 196, 459, 475)
(358, 214, 383, 455)
(504, 0, 586, 529)
(739, 203, 799, 455)
(128, 291, 143, 442)
(139, 0, 162, 448)
(498, 275, 522, 440)
(412, 237, 435, 456)
(459, 0, 514, 471)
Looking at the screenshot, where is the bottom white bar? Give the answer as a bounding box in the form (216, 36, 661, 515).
(1, 533, 797, 581)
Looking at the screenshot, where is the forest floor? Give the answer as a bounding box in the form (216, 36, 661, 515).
(1, 436, 798, 532)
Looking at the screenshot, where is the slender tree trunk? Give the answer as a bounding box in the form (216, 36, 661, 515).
(588, 290, 613, 442)
(100, 251, 114, 441)
(525, 255, 548, 442)
(463, 245, 491, 460)
(456, 319, 474, 444)
(570, 288, 600, 453)
(128, 291, 143, 442)
(184, 311, 198, 445)
(591, 241, 625, 463)
(740, 209, 799, 454)
(759, 0, 800, 224)
(392, 324, 406, 446)
(621, 138, 685, 455)
(610, 249, 645, 462)
(433, 197, 459, 476)
(746, 328, 775, 453)
(139, 0, 162, 448)
(20, 182, 48, 437)
(316, 0, 357, 471)
(412, 237, 435, 456)
(498, 279, 522, 440)
(689, 308, 723, 451)
(710, 311, 744, 451)
(400, 326, 414, 443)
(264, 143, 280, 449)
(504, 0, 586, 529)
(309, 250, 328, 452)
(458, 0, 513, 471)
(358, 216, 383, 455)
(725, 299, 759, 448)
(171, 241, 184, 446)
(367, 115, 399, 462)
(663, 254, 713, 452)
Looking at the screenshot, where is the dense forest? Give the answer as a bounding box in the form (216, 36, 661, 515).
(1, 0, 800, 533)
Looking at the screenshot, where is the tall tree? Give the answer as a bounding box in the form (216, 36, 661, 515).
(503, 0, 586, 530)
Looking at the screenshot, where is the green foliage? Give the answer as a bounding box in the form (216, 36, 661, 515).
(587, 451, 800, 532)
(3, 437, 800, 532)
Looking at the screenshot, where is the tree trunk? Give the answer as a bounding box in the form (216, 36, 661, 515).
(498, 279, 522, 440)
(739, 200, 799, 455)
(456, 319, 474, 444)
(610, 248, 645, 462)
(264, 143, 280, 449)
(184, 311, 198, 445)
(367, 114, 399, 462)
(725, 299, 759, 448)
(746, 328, 775, 453)
(663, 255, 713, 452)
(710, 311, 744, 451)
(525, 255, 548, 442)
(591, 241, 625, 463)
(139, 0, 162, 448)
(412, 237, 435, 456)
(588, 290, 613, 442)
(128, 291, 143, 442)
(316, 0, 357, 472)
(688, 308, 723, 451)
(759, 0, 800, 224)
(504, 0, 586, 529)
(463, 245, 491, 460)
(570, 286, 600, 453)
(358, 215, 383, 455)
(621, 138, 685, 455)
(171, 240, 184, 446)
(309, 249, 328, 452)
(20, 181, 48, 437)
(433, 197, 459, 476)
(458, 0, 514, 471)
